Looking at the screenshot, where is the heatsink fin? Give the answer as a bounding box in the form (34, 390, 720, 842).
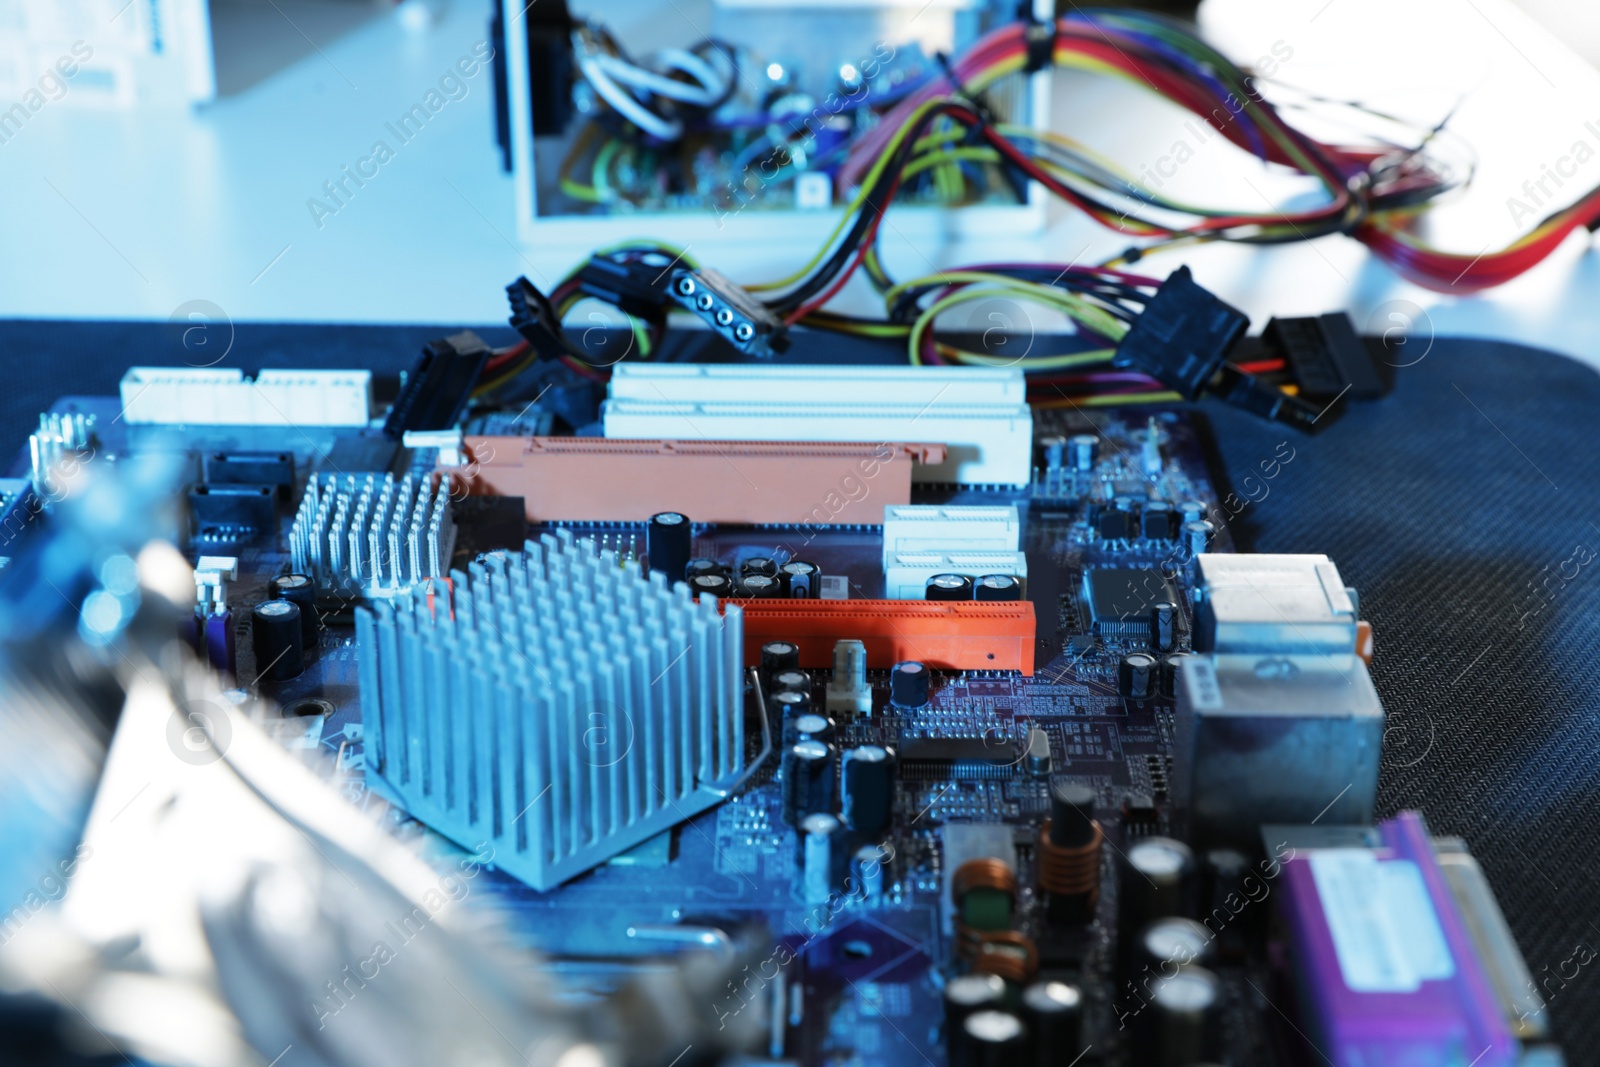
(290, 472, 456, 596)
(357, 530, 748, 891)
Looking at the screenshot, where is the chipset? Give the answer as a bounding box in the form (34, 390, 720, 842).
(1082, 567, 1177, 638)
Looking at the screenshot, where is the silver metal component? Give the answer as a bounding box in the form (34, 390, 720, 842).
(1192, 553, 1358, 658)
(1173, 653, 1383, 850)
(289, 472, 456, 596)
(1433, 837, 1549, 1040)
(29, 412, 97, 498)
(357, 530, 748, 891)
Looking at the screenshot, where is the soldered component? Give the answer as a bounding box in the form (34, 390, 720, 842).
(974, 574, 1022, 602)
(1138, 967, 1221, 1067)
(289, 472, 455, 596)
(778, 559, 821, 598)
(889, 660, 930, 709)
(1020, 982, 1082, 1063)
(841, 745, 894, 837)
(825, 639, 871, 714)
(1037, 783, 1102, 924)
(251, 600, 304, 682)
(1118, 837, 1195, 966)
(926, 573, 974, 601)
(646, 510, 692, 582)
(800, 813, 845, 904)
(1119, 652, 1158, 700)
(780, 740, 833, 828)
(268, 573, 318, 648)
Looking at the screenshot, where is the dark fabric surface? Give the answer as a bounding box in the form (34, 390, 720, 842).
(4, 320, 1597, 1054)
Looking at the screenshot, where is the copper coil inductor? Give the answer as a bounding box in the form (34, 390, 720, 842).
(1037, 783, 1105, 923)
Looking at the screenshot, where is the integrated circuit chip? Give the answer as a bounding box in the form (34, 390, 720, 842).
(1082, 566, 1176, 637)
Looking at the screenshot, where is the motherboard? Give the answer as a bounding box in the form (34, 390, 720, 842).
(6, 359, 1557, 1067)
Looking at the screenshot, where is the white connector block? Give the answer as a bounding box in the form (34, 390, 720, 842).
(881, 504, 1020, 567)
(602, 400, 1033, 486)
(883, 551, 1029, 599)
(119, 368, 372, 426)
(608, 364, 1027, 406)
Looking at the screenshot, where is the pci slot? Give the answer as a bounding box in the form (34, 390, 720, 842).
(607, 363, 1028, 406)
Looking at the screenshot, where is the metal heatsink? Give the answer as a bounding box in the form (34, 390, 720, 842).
(290, 472, 455, 596)
(357, 530, 749, 891)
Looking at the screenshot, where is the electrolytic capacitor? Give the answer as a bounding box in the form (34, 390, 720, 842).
(647, 511, 692, 583)
(1202, 849, 1259, 956)
(889, 660, 930, 708)
(268, 573, 318, 648)
(974, 574, 1022, 601)
(1135, 918, 1216, 983)
(1150, 601, 1178, 653)
(741, 556, 778, 577)
(841, 745, 894, 837)
(1120, 652, 1158, 700)
(1182, 519, 1214, 558)
(1040, 434, 1067, 471)
(761, 640, 801, 687)
(852, 843, 890, 900)
(801, 812, 846, 904)
(1068, 433, 1098, 471)
(1179, 500, 1207, 523)
(780, 740, 833, 827)
(926, 573, 974, 601)
(1020, 982, 1082, 1064)
(689, 573, 733, 599)
(738, 574, 781, 598)
(779, 559, 821, 598)
(958, 1011, 1027, 1067)
(251, 600, 304, 681)
(772, 690, 811, 739)
(1161, 653, 1190, 698)
(944, 973, 1007, 1040)
(685, 558, 724, 580)
(1119, 837, 1196, 955)
(784, 712, 835, 748)
(1138, 966, 1221, 1067)
(772, 668, 811, 695)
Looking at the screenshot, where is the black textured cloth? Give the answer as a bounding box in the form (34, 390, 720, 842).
(3, 321, 1597, 1053)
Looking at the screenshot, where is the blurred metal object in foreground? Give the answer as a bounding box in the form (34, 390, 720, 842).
(0, 455, 767, 1067)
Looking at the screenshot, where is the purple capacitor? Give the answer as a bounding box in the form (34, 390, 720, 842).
(1277, 811, 1517, 1067)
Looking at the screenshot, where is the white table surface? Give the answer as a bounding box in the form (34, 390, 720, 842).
(1, 0, 1596, 368)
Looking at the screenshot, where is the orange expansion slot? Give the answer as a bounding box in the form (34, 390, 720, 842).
(447, 437, 948, 525)
(730, 599, 1036, 676)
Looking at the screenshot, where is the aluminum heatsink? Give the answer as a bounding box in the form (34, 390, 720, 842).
(357, 530, 750, 891)
(290, 472, 456, 595)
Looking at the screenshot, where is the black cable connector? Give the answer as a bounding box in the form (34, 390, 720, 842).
(506, 276, 573, 362)
(383, 331, 492, 439)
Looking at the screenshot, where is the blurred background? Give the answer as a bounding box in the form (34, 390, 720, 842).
(0, 0, 1597, 362)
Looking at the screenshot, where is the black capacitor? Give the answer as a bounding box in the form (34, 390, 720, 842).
(685, 558, 724, 580)
(1119, 837, 1196, 953)
(957, 1011, 1027, 1067)
(741, 556, 778, 577)
(1068, 433, 1098, 471)
(784, 712, 835, 748)
(779, 559, 821, 598)
(251, 600, 304, 681)
(1161, 653, 1190, 698)
(1202, 848, 1260, 955)
(689, 573, 733, 599)
(944, 973, 1007, 1039)
(772, 668, 811, 696)
(773, 691, 811, 746)
(1137, 966, 1221, 1067)
(1135, 918, 1216, 983)
(737, 573, 782, 598)
(1020, 982, 1082, 1064)
(1150, 602, 1178, 653)
(1182, 519, 1214, 558)
(761, 640, 801, 687)
(1119, 652, 1158, 700)
(841, 745, 894, 837)
(889, 660, 931, 708)
(780, 740, 833, 827)
(973, 574, 1022, 601)
(647, 511, 692, 582)
(268, 573, 318, 648)
(925, 573, 974, 601)
(1141, 501, 1177, 541)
